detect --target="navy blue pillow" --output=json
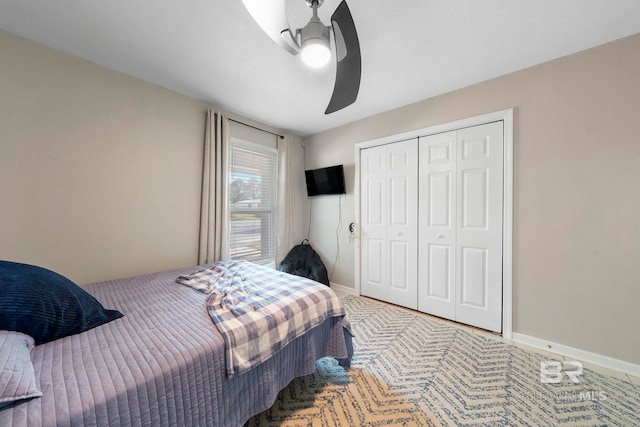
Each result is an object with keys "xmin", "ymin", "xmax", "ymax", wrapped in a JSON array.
[{"xmin": 0, "ymin": 261, "xmax": 123, "ymax": 345}]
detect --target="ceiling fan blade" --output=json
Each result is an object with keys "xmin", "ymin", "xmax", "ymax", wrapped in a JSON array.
[
  {"xmin": 241, "ymin": 0, "xmax": 299, "ymax": 55},
  {"xmin": 325, "ymin": 0, "xmax": 361, "ymax": 114}
]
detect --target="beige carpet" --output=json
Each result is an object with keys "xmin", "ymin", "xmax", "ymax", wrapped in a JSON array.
[{"xmin": 246, "ymin": 295, "xmax": 640, "ymax": 426}]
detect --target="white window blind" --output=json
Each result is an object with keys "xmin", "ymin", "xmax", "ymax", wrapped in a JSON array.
[{"xmin": 228, "ymin": 142, "xmax": 277, "ymax": 266}]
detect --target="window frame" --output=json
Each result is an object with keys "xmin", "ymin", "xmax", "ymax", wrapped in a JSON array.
[{"xmin": 226, "ymin": 138, "xmax": 278, "ymax": 267}]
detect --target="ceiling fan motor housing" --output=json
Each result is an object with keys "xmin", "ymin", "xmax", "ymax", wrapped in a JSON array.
[{"xmin": 300, "ymin": 16, "xmax": 329, "ymax": 48}]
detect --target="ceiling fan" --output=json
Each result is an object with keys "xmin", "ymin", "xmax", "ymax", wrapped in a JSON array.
[{"xmin": 241, "ymin": 0, "xmax": 361, "ymax": 114}]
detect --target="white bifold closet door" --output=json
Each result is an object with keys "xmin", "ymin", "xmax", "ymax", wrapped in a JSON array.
[
  {"xmin": 418, "ymin": 122, "xmax": 504, "ymax": 332},
  {"xmin": 360, "ymin": 139, "xmax": 418, "ymax": 310}
]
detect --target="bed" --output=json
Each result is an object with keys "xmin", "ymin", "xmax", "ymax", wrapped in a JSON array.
[{"xmin": 0, "ymin": 260, "xmax": 353, "ymax": 427}]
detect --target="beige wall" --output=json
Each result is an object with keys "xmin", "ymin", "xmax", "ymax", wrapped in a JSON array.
[
  {"xmin": 0, "ymin": 31, "xmax": 207, "ymax": 284},
  {"xmin": 304, "ymin": 33, "xmax": 640, "ymax": 365}
]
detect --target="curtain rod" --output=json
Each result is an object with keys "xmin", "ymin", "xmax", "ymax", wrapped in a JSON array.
[{"xmin": 229, "ymin": 118, "xmax": 284, "ymax": 139}]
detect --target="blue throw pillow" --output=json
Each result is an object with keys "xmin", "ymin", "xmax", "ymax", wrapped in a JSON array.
[{"xmin": 0, "ymin": 261, "xmax": 123, "ymax": 345}]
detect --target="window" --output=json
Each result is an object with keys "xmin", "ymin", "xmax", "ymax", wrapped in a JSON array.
[{"xmin": 228, "ymin": 141, "xmax": 277, "ymax": 267}]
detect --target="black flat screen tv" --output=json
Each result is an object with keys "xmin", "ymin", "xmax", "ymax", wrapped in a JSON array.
[{"xmin": 305, "ymin": 165, "xmax": 346, "ymax": 197}]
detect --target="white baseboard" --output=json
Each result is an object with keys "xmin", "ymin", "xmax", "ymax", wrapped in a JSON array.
[
  {"xmin": 512, "ymin": 333, "xmax": 640, "ymax": 377},
  {"xmin": 329, "ymin": 282, "xmax": 357, "ymax": 296}
]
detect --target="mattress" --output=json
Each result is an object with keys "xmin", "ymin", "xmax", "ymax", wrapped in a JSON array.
[{"xmin": 0, "ymin": 265, "xmax": 352, "ymax": 427}]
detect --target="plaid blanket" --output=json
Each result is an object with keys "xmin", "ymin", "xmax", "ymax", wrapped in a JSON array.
[{"xmin": 176, "ymin": 260, "xmax": 352, "ymax": 376}]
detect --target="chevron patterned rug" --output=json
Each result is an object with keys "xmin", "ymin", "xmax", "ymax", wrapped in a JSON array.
[{"xmin": 246, "ymin": 295, "xmax": 640, "ymax": 426}]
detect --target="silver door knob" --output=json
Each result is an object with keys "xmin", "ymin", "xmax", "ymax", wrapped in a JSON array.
[{"xmin": 437, "ymin": 234, "xmax": 445, "ymax": 239}]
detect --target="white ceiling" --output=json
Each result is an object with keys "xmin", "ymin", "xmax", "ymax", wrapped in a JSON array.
[{"xmin": 1, "ymin": 1, "xmax": 640, "ymax": 136}]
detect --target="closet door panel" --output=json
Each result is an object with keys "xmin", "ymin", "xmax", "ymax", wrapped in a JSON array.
[
  {"xmin": 389, "ymin": 240, "xmax": 409, "ymax": 290},
  {"xmin": 361, "ymin": 140, "xmax": 418, "ymax": 310},
  {"xmin": 386, "ymin": 139, "xmax": 418, "ymax": 309},
  {"xmin": 455, "ymin": 122, "xmax": 503, "ymax": 332},
  {"xmin": 366, "ymin": 238, "xmax": 384, "ymax": 286},
  {"xmin": 460, "ymin": 246, "xmax": 487, "ymax": 307},
  {"xmin": 360, "ymin": 145, "xmax": 388, "ymax": 301},
  {"xmin": 418, "ymin": 131, "xmax": 456, "ymax": 320},
  {"xmin": 461, "ymin": 168, "xmax": 488, "ymax": 229},
  {"xmin": 428, "ymin": 173, "xmax": 451, "ymax": 227},
  {"xmin": 426, "ymin": 244, "xmax": 451, "ymax": 299}
]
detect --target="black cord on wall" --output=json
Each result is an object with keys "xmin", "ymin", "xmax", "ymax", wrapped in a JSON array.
[
  {"xmin": 329, "ymin": 195, "xmax": 342, "ymax": 282},
  {"xmin": 307, "ymin": 198, "xmax": 313, "ymax": 240}
]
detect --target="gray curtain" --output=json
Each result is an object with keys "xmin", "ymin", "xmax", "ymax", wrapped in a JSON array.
[{"xmin": 198, "ymin": 109, "xmax": 229, "ymax": 265}]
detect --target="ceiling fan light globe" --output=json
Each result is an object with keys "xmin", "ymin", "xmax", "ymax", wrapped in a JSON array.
[
  {"xmin": 300, "ymin": 15, "xmax": 330, "ymax": 68},
  {"xmin": 301, "ymin": 41, "xmax": 331, "ymax": 68}
]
